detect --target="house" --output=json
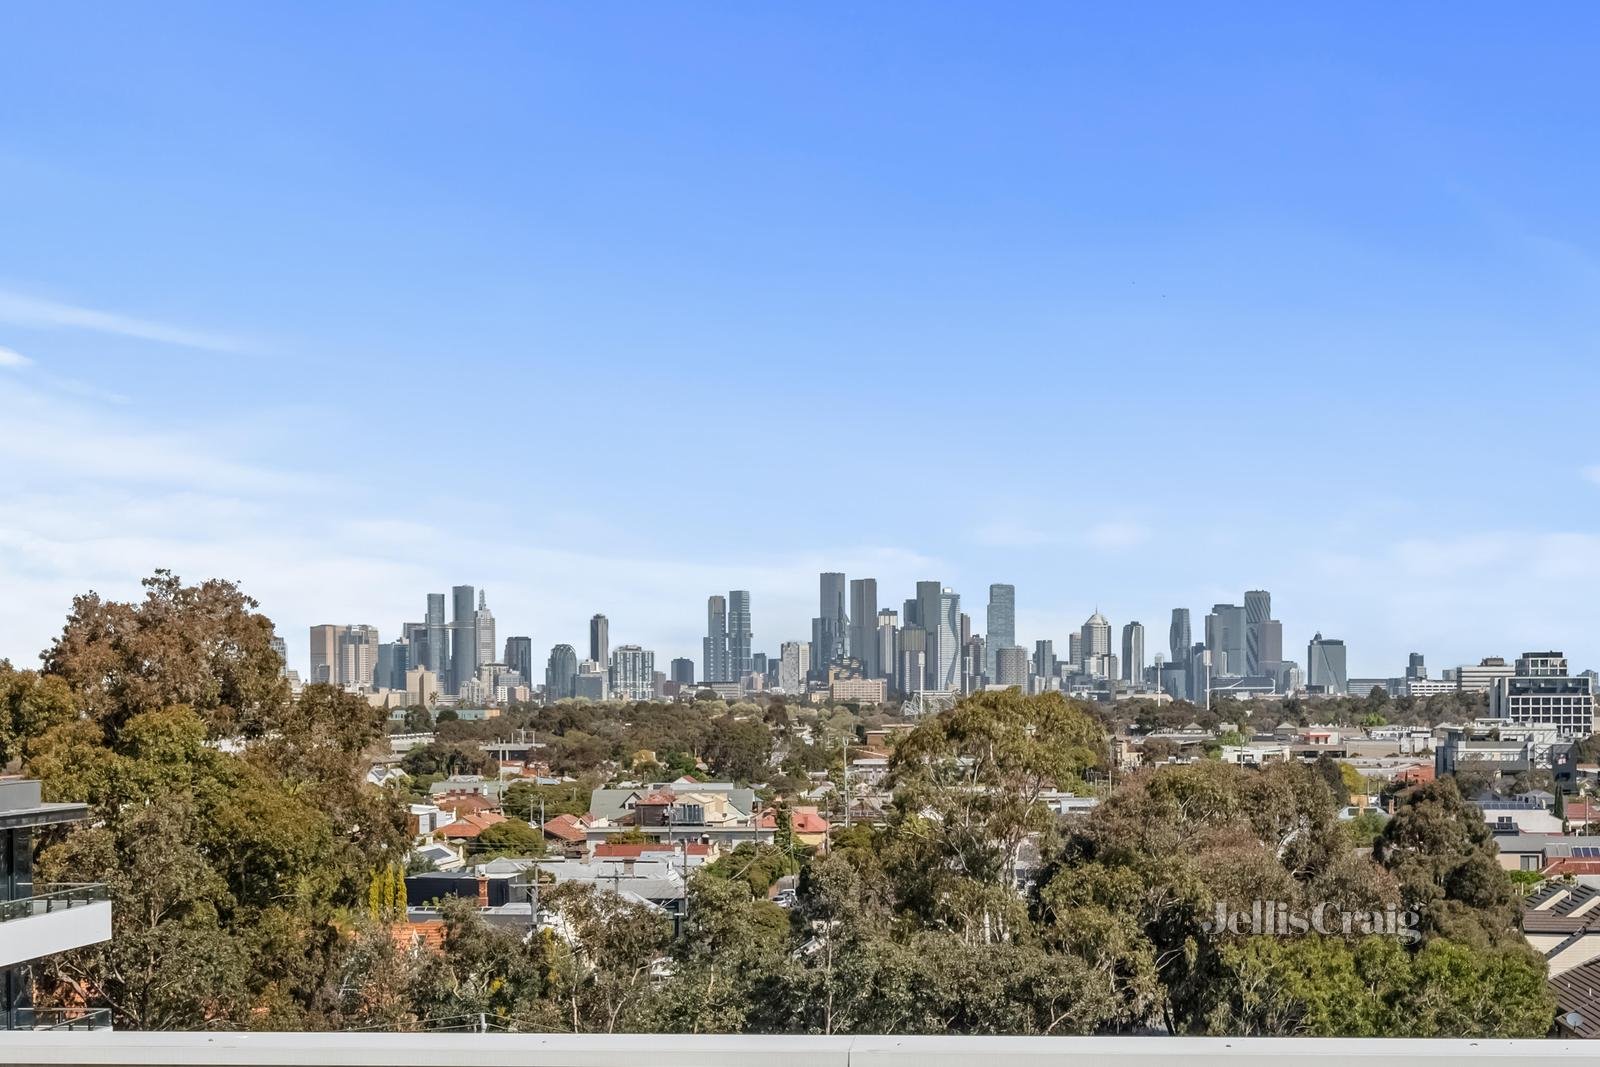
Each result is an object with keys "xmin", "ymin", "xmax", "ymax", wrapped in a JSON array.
[
  {"xmin": 435, "ymin": 793, "xmax": 498, "ymax": 818},
  {"xmin": 407, "ymin": 803, "xmax": 456, "ymax": 839},
  {"xmin": 1567, "ymin": 799, "xmax": 1600, "ymax": 831},
  {"xmin": 1551, "ymin": 956, "xmax": 1600, "ymax": 1037},
  {"xmin": 439, "ymin": 810, "xmax": 507, "ymax": 841},
  {"xmin": 539, "ymin": 813, "xmax": 591, "ymax": 852},
  {"xmin": 1474, "ymin": 796, "xmax": 1562, "ymax": 836},
  {"xmin": 428, "ymin": 775, "xmax": 509, "ymax": 802},
  {"xmin": 591, "ymin": 841, "xmax": 713, "ymax": 871},
  {"xmin": 586, "ymin": 782, "xmax": 773, "ymax": 848},
  {"xmin": 1524, "ymin": 882, "xmax": 1600, "ymax": 976},
  {"xmin": 756, "ymin": 805, "xmax": 830, "ymax": 848},
  {"xmin": 1494, "ymin": 834, "xmax": 1600, "ymax": 873}
]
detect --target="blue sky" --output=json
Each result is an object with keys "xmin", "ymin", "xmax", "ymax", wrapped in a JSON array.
[{"xmin": 3, "ymin": 3, "xmax": 1600, "ymax": 679}]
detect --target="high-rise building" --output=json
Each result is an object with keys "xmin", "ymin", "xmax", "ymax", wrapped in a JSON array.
[
  {"xmin": 876, "ymin": 610, "xmax": 898, "ymax": 687},
  {"xmin": 923, "ymin": 586, "xmax": 961, "ymax": 692},
  {"xmin": 728, "ymin": 590, "xmax": 753, "ymax": 679},
  {"xmin": 1169, "ymin": 608, "xmax": 1191, "ymax": 665},
  {"xmin": 503, "ymin": 636, "xmax": 533, "ymax": 691},
  {"xmin": 1205, "ymin": 604, "xmax": 1246, "ymax": 677},
  {"xmin": 1307, "ymin": 633, "xmax": 1348, "ymax": 695},
  {"xmin": 898, "ymin": 649, "xmax": 927, "ymax": 696},
  {"xmin": 1190, "ymin": 643, "xmax": 1212, "ymax": 705},
  {"xmin": 269, "ymin": 633, "xmax": 288, "ymax": 676},
  {"xmin": 545, "ymin": 644, "xmax": 578, "ymax": 701},
  {"xmin": 589, "ymin": 614, "xmax": 609, "ymax": 667},
  {"xmin": 1033, "ymin": 640, "xmax": 1056, "ymax": 680},
  {"xmin": 812, "ymin": 572, "xmax": 849, "ymax": 673},
  {"xmin": 339, "ymin": 624, "xmax": 380, "ymax": 689},
  {"xmin": 310, "ymin": 624, "xmax": 379, "ymax": 688},
  {"xmin": 376, "ymin": 639, "xmax": 409, "ymax": 690},
  {"xmin": 849, "ymin": 579, "xmax": 879, "ymax": 677},
  {"xmin": 995, "ymin": 645, "xmax": 1029, "ymax": 688},
  {"xmin": 308, "ymin": 625, "xmax": 338, "ymax": 685},
  {"xmin": 1406, "ymin": 653, "xmax": 1427, "ymax": 681},
  {"xmin": 986, "ymin": 584, "xmax": 1015, "ymax": 678},
  {"xmin": 474, "ymin": 591, "xmax": 496, "ymax": 674},
  {"xmin": 450, "ymin": 585, "xmax": 477, "ymax": 694},
  {"xmin": 609, "ymin": 645, "xmax": 655, "ymax": 702},
  {"xmin": 1491, "ymin": 652, "xmax": 1597, "ymax": 737},
  {"xmin": 1257, "ymin": 621, "xmax": 1284, "ymax": 673},
  {"xmin": 1121, "ymin": 621, "xmax": 1145, "ymax": 683},
  {"xmin": 1243, "ymin": 590, "xmax": 1271, "ymax": 676},
  {"xmin": 574, "ymin": 659, "xmax": 608, "ymax": 701},
  {"xmin": 1080, "ymin": 612, "xmax": 1111, "ymax": 678},
  {"xmin": 779, "ymin": 641, "xmax": 810, "ymax": 693},
  {"xmin": 704, "ymin": 595, "xmax": 732, "ymax": 683},
  {"xmin": 424, "ymin": 593, "xmax": 448, "ymax": 676},
  {"xmin": 670, "ymin": 657, "xmax": 696, "ymax": 685},
  {"xmin": 1068, "ymin": 632, "xmax": 1083, "ymax": 671}
]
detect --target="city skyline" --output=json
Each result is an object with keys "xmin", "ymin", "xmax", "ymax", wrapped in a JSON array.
[
  {"xmin": 259, "ymin": 570, "xmax": 1587, "ymax": 691},
  {"xmin": 5, "ymin": 7, "xmax": 1600, "ymax": 678}
]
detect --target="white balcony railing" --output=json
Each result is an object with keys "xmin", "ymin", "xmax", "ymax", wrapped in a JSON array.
[
  {"xmin": 0, "ymin": 884, "xmax": 113, "ymax": 969},
  {"xmin": 0, "ymin": 1033, "xmax": 1588, "ymax": 1066}
]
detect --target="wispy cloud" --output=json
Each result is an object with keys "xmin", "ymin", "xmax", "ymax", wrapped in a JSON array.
[
  {"xmin": 972, "ymin": 520, "xmax": 1053, "ymax": 548},
  {"xmin": 1583, "ymin": 465, "xmax": 1600, "ymax": 486},
  {"xmin": 1083, "ymin": 520, "xmax": 1151, "ymax": 551},
  {"xmin": 0, "ymin": 290, "xmax": 249, "ymax": 353},
  {"xmin": 0, "ymin": 345, "xmax": 31, "ymax": 368}
]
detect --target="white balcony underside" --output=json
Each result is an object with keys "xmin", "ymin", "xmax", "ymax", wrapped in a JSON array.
[
  {"xmin": 0, "ymin": 1034, "xmax": 1588, "ymax": 1066},
  {"xmin": 0, "ymin": 900, "xmax": 112, "ymax": 969}
]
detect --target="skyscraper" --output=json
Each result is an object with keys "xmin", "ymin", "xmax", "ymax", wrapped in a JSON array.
[
  {"xmin": 728, "ymin": 590, "xmax": 753, "ymax": 679},
  {"xmin": 1080, "ymin": 612, "xmax": 1111, "ymax": 678},
  {"xmin": 704, "ymin": 595, "xmax": 731, "ymax": 683},
  {"xmin": 474, "ymin": 591, "xmax": 496, "ymax": 674},
  {"xmin": 1244, "ymin": 590, "xmax": 1271, "ymax": 676},
  {"xmin": 813, "ymin": 572, "xmax": 848, "ymax": 672},
  {"xmin": 376, "ymin": 639, "xmax": 409, "ymax": 691},
  {"xmin": 424, "ymin": 593, "xmax": 448, "ymax": 676},
  {"xmin": 779, "ymin": 641, "xmax": 810, "ymax": 693},
  {"xmin": 338, "ymin": 624, "xmax": 380, "ymax": 689},
  {"xmin": 503, "ymin": 636, "xmax": 534, "ymax": 690},
  {"xmin": 1121, "ymin": 621, "xmax": 1145, "ymax": 683},
  {"xmin": 927, "ymin": 587, "xmax": 961, "ymax": 692},
  {"xmin": 1068, "ymin": 632, "xmax": 1082, "ymax": 671},
  {"xmin": 609, "ymin": 645, "xmax": 655, "ymax": 702},
  {"xmin": 1169, "ymin": 608, "xmax": 1191, "ymax": 665},
  {"xmin": 1033, "ymin": 640, "xmax": 1056, "ymax": 680},
  {"xmin": 1205, "ymin": 603, "xmax": 1245, "ymax": 677},
  {"xmin": 876, "ymin": 610, "xmax": 898, "ymax": 688},
  {"xmin": 310, "ymin": 624, "xmax": 379, "ymax": 688},
  {"xmin": 848, "ymin": 579, "xmax": 879, "ymax": 677},
  {"xmin": 450, "ymin": 585, "xmax": 477, "ymax": 694},
  {"xmin": 1406, "ymin": 652, "xmax": 1427, "ymax": 681},
  {"xmin": 670, "ymin": 657, "xmax": 696, "ymax": 685},
  {"xmin": 1307, "ymin": 633, "xmax": 1348, "ymax": 695},
  {"xmin": 308, "ymin": 624, "xmax": 338, "ymax": 684},
  {"xmin": 995, "ymin": 645, "xmax": 1029, "ymax": 688},
  {"xmin": 986, "ymin": 584, "xmax": 1015, "ymax": 678},
  {"xmin": 589, "ymin": 614, "xmax": 609, "ymax": 667},
  {"xmin": 545, "ymin": 644, "xmax": 578, "ymax": 701}
]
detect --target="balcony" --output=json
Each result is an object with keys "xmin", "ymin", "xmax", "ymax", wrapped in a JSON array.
[{"xmin": 0, "ymin": 884, "xmax": 113, "ymax": 969}]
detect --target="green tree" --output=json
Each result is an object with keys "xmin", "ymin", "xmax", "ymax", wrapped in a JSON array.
[
  {"xmin": 1374, "ymin": 778, "xmax": 1520, "ymax": 947},
  {"xmin": 474, "ymin": 819, "xmax": 547, "ymax": 858}
]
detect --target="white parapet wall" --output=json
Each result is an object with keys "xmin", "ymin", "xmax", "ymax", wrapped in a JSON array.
[{"xmin": 0, "ymin": 1034, "xmax": 1590, "ymax": 1066}]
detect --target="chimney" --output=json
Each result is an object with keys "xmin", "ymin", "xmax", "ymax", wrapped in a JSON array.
[{"xmin": 476, "ymin": 876, "xmax": 490, "ymax": 908}]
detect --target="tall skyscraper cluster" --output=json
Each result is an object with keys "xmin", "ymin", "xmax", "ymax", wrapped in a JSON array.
[{"xmin": 306, "ymin": 571, "xmax": 1376, "ymax": 710}]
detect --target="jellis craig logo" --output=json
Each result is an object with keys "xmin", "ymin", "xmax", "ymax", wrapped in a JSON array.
[{"xmin": 1202, "ymin": 900, "xmax": 1422, "ymax": 944}]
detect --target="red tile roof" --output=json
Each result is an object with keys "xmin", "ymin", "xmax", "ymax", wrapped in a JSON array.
[
  {"xmin": 440, "ymin": 811, "xmax": 506, "ymax": 839},
  {"xmin": 540, "ymin": 813, "xmax": 589, "ymax": 843}
]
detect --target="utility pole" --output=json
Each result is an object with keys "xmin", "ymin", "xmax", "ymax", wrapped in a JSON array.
[{"xmin": 841, "ymin": 735, "xmax": 850, "ymax": 829}]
